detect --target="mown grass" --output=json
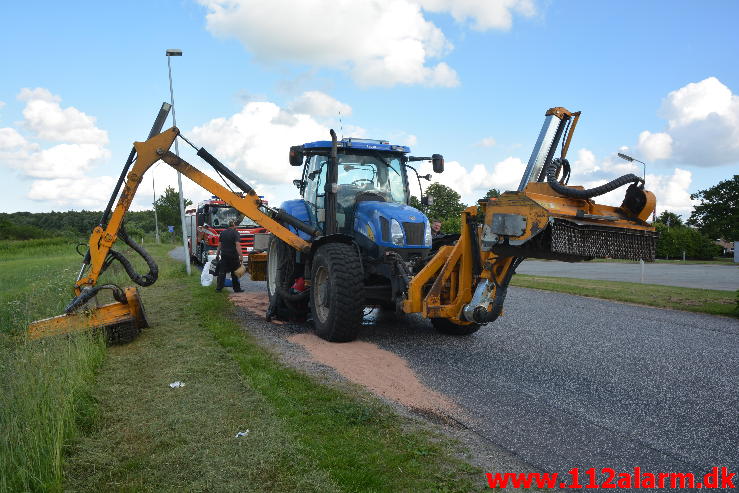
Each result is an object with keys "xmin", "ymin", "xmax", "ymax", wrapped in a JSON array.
[
  {"xmin": 189, "ymin": 282, "xmax": 480, "ymax": 492},
  {"xmin": 0, "ymin": 240, "xmax": 174, "ymax": 493},
  {"xmin": 63, "ymin": 250, "xmax": 480, "ymax": 492},
  {"xmin": 590, "ymin": 257, "xmax": 737, "ymax": 265},
  {"xmin": 511, "ymin": 274, "xmax": 738, "ymax": 317}
]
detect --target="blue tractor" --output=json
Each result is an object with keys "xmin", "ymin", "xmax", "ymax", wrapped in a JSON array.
[{"xmin": 266, "ymin": 130, "xmax": 445, "ymax": 341}]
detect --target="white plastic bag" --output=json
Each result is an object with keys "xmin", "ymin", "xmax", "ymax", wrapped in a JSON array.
[{"xmin": 201, "ymin": 260, "xmax": 214, "ymax": 286}]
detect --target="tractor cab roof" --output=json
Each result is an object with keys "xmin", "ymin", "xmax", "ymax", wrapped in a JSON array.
[{"xmin": 302, "ymin": 137, "xmax": 410, "ymax": 154}]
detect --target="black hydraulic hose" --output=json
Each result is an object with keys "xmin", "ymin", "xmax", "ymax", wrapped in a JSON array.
[
  {"xmin": 546, "ymin": 158, "xmax": 643, "ymax": 199},
  {"xmin": 108, "ymin": 227, "xmax": 158, "ymax": 287},
  {"xmin": 65, "ymin": 284, "xmax": 127, "ymax": 314}
]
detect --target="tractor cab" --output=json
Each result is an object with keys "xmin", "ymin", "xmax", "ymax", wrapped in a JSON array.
[{"xmin": 283, "ymin": 137, "xmax": 442, "ymax": 255}]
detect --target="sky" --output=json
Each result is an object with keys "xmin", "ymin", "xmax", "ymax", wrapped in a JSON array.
[{"xmin": 1, "ymin": 0, "xmax": 738, "ymax": 219}]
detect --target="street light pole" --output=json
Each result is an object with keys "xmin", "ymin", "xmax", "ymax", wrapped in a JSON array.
[
  {"xmin": 153, "ymin": 177, "xmax": 161, "ymax": 244},
  {"xmin": 166, "ymin": 48, "xmax": 191, "ymax": 275}
]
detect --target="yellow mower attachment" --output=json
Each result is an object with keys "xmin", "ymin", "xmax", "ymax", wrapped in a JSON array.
[{"xmin": 28, "ymin": 287, "xmax": 148, "ymax": 344}]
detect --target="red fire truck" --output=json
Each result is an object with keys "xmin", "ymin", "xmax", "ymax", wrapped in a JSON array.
[{"xmin": 186, "ymin": 196, "xmax": 268, "ymax": 265}]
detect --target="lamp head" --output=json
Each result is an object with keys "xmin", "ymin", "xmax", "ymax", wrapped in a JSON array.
[{"xmin": 166, "ymin": 49, "xmax": 183, "ymax": 56}]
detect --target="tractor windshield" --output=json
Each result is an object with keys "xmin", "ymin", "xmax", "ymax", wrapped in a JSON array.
[
  {"xmin": 335, "ymin": 154, "xmax": 406, "ymax": 205},
  {"xmin": 209, "ymin": 206, "xmax": 258, "ymax": 228}
]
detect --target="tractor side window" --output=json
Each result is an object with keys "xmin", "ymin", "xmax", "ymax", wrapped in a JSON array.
[{"xmin": 303, "ymin": 155, "xmax": 327, "ymax": 226}]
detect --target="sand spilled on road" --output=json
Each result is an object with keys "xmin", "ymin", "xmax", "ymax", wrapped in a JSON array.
[
  {"xmin": 288, "ymin": 333, "xmax": 459, "ymax": 414},
  {"xmin": 230, "ymin": 291, "xmax": 457, "ymax": 414}
]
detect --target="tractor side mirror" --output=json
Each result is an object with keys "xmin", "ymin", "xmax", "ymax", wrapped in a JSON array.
[
  {"xmin": 432, "ymin": 154, "xmax": 444, "ymax": 173},
  {"xmin": 289, "ymin": 146, "xmax": 304, "ymax": 166},
  {"xmin": 421, "ymin": 196, "xmax": 434, "ymax": 206}
]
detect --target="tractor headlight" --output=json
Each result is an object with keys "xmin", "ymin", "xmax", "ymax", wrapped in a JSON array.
[
  {"xmin": 424, "ymin": 221, "xmax": 432, "ymax": 247},
  {"xmin": 390, "ymin": 219, "xmax": 404, "ymax": 246}
]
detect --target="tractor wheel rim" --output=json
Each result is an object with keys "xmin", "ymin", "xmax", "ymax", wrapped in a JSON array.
[{"xmin": 313, "ymin": 265, "xmax": 329, "ymax": 323}]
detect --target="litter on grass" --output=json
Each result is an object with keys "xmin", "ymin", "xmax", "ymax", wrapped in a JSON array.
[
  {"xmin": 169, "ymin": 381, "xmax": 186, "ymax": 388},
  {"xmin": 234, "ymin": 430, "xmax": 250, "ymax": 438}
]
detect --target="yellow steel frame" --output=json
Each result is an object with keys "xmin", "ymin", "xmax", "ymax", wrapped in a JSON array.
[
  {"xmin": 28, "ymin": 287, "xmax": 146, "ymax": 340},
  {"xmin": 75, "ymin": 127, "xmax": 310, "ymax": 294},
  {"xmin": 402, "ymin": 205, "xmax": 518, "ymax": 325}
]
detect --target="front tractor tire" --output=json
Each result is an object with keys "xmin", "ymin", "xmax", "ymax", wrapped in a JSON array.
[
  {"xmin": 310, "ymin": 242, "xmax": 364, "ymax": 342},
  {"xmin": 431, "ymin": 318, "xmax": 481, "ymax": 336}
]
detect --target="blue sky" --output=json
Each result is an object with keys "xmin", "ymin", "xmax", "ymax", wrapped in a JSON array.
[{"xmin": 1, "ymin": 0, "xmax": 738, "ymax": 218}]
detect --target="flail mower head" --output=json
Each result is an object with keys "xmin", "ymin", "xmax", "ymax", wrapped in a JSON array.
[{"xmin": 28, "ymin": 286, "xmax": 148, "ymax": 345}]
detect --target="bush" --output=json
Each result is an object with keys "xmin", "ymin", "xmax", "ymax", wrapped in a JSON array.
[
  {"xmin": 654, "ymin": 223, "xmax": 721, "ymax": 260},
  {"xmin": 0, "ymin": 219, "xmax": 51, "ymax": 241}
]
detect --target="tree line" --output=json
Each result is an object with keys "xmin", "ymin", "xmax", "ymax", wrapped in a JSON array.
[{"xmin": 0, "ymin": 186, "xmax": 189, "ymax": 241}]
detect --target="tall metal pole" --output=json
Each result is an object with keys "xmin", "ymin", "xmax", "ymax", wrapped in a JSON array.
[
  {"xmin": 153, "ymin": 177, "xmax": 161, "ymax": 244},
  {"xmin": 167, "ymin": 49, "xmax": 191, "ymax": 275}
]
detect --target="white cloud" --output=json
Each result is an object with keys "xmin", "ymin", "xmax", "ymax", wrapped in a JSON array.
[
  {"xmin": 637, "ymin": 130, "xmax": 673, "ymax": 161},
  {"xmin": 0, "ymin": 127, "xmax": 29, "ymax": 149},
  {"xmin": 27, "ymin": 176, "xmax": 117, "ymax": 208},
  {"xmin": 201, "ymin": 0, "xmax": 513, "ymax": 87},
  {"xmin": 636, "ymin": 77, "xmax": 739, "ymax": 166},
  {"xmin": 418, "ymin": 0, "xmax": 536, "ymax": 30},
  {"xmin": 0, "ymin": 88, "xmax": 113, "ymax": 209},
  {"xmin": 572, "ymin": 148, "xmax": 598, "ymax": 174},
  {"xmin": 565, "ymin": 147, "xmax": 694, "ymax": 216},
  {"xmin": 23, "ymin": 143, "xmax": 110, "ymax": 179},
  {"xmin": 418, "ymin": 156, "xmax": 525, "ymax": 203},
  {"xmin": 18, "ymin": 87, "xmax": 108, "ymax": 144},
  {"xmin": 190, "ymin": 100, "xmax": 335, "ymax": 187},
  {"xmin": 289, "ymin": 91, "xmax": 352, "ymax": 118},
  {"xmin": 476, "ymin": 136, "xmax": 496, "ymax": 147}
]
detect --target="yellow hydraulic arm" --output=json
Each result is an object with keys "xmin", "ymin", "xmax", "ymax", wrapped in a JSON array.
[
  {"xmin": 402, "ymin": 107, "xmax": 657, "ymax": 328},
  {"xmin": 29, "ymin": 126, "xmax": 313, "ymax": 341}
]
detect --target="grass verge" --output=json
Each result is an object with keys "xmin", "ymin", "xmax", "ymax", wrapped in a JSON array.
[
  {"xmin": 511, "ymin": 274, "xmax": 737, "ymax": 317},
  {"xmin": 63, "ymin": 249, "xmax": 480, "ymax": 492},
  {"xmin": 0, "ymin": 241, "xmax": 169, "ymax": 493}
]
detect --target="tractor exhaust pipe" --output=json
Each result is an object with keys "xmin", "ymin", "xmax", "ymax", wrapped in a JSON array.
[{"xmin": 324, "ymin": 129, "xmax": 339, "ymax": 235}]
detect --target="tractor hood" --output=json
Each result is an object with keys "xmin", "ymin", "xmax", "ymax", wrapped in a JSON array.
[{"xmin": 354, "ymin": 201, "xmax": 430, "ymax": 249}]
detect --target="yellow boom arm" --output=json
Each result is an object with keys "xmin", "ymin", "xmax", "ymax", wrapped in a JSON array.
[{"xmin": 75, "ymin": 127, "xmax": 310, "ymax": 295}]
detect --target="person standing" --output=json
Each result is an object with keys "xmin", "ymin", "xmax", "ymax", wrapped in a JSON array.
[{"xmin": 215, "ymin": 220, "xmax": 244, "ymax": 292}]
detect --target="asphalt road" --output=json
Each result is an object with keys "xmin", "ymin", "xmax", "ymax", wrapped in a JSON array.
[
  {"xmin": 241, "ymin": 283, "xmax": 738, "ymax": 484},
  {"xmin": 517, "ymin": 260, "xmax": 739, "ymax": 291},
  {"xmin": 177, "ymin": 248, "xmax": 738, "ymax": 482}
]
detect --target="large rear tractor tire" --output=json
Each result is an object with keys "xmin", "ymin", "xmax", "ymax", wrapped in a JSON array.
[
  {"xmin": 431, "ymin": 318, "xmax": 481, "ymax": 336},
  {"xmin": 310, "ymin": 242, "xmax": 364, "ymax": 342},
  {"xmin": 267, "ymin": 237, "xmax": 308, "ymax": 321}
]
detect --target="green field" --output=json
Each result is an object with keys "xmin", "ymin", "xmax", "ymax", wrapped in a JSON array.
[{"xmin": 0, "ymin": 240, "xmax": 480, "ymax": 492}]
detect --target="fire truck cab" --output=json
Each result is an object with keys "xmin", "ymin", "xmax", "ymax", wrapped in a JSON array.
[{"xmin": 186, "ymin": 196, "xmax": 268, "ymax": 265}]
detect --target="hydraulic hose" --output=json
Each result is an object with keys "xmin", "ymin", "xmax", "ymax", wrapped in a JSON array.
[
  {"xmin": 65, "ymin": 284, "xmax": 127, "ymax": 314},
  {"xmin": 546, "ymin": 158, "xmax": 643, "ymax": 199},
  {"xmin": 108, "ymin": 227, "xmax": 159, "ymax": 287}
]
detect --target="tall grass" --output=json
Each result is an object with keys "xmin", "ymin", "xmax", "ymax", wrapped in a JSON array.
[
  {"xmin": 0, "ymin": 240, "xmax": 172, "ymax": 492},
  {"xmin": 0, "ymin": 335, "xmax": 104, "ymax": 492}
]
